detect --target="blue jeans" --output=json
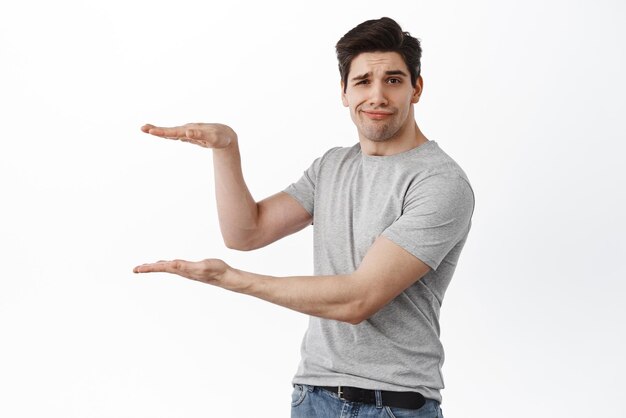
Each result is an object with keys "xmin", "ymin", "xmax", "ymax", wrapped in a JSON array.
[{"xmin": 291, "ymin": 384, "xmax": 444, "ymax": 418}]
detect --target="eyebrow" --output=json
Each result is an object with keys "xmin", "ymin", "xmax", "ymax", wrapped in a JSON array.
[{"xmin": 350, "ymin": 70, "xmax": 409, "ymax": 81}]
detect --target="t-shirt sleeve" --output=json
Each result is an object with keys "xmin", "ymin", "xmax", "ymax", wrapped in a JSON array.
[
  {"xmin": 282, "ymin": 156, "xmax": 322, "ymax": 217},
  {"xmin": 282, "ymin": 147, "xmax": 342, "ymax": 219},
  {"xmin": 382, "ymin": 173, "xmax": 475, "ymax": 270}
]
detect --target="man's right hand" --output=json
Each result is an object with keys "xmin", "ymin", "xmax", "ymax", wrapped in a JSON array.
[
  {"xmin": 139, "ymin": 120, "xmax": 312, "ymax": 251},
  {"xmin": 141, "ymin": 123, "xmax": 236, "ymax": 149}
]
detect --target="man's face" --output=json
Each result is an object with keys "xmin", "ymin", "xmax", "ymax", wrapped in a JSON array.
[{"xmin": 341, "ymin": 51, "xmax": 422, "ymax": 143}]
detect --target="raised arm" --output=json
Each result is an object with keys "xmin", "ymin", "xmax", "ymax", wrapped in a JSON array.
[{"xmin": 141, "ymin": 123, "xmax": 312, "ymax": 250}]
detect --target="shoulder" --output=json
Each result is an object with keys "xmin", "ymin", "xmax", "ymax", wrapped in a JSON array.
[
  {"xmin": 419, "ymin": 141, "xmax": 468, "ymax": 174},
  {"xmin": 406, "ymin": 142, "xmax": 472, "ymax": 189},
  {"xmin": 402, "ymin": 142, "xmax": 475, "ymax": 209},
  {"xmin": 321, "ymin": 143, "xmax": 360, "ymax": 161},
  {"xmin": 313, "ymin": 143, "xmax": 361, "ymax": 170}
]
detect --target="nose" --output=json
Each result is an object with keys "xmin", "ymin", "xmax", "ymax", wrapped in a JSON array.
[{"xmin": 368, "ymin": 81, "xmax": 388, "ymax": 107}]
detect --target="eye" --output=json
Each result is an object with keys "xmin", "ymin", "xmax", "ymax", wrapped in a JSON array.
[
  {"xmin": 387, "ymin": 78, "xmax": 401, "ymax": 84},
  {"xmin": 355, "ymin": 79, "xmax": 370, "ymax": 86}
]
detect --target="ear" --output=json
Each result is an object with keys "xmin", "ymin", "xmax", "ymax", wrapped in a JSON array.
[
  {"xmin": 411, "ymin": 76, "xmax": 423, "ymax": 104},
  {"xmin": 341, "ymin": 81, "xmax": 349, "ymax": 107}
]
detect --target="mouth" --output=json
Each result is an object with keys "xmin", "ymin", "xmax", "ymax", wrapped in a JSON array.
[{"xmin": 361, "ymin": 110, "xmax": 394, "ymax": 120}]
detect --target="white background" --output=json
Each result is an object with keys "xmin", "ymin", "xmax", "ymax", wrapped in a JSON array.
[{"xmin": 1, "ymin": 1, "xmax": 625, "ymax": 417}]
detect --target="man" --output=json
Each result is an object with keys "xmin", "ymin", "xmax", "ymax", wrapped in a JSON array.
[{"xmin": 134, "ymin": 17, "xmax": 474, "ymax": 418}]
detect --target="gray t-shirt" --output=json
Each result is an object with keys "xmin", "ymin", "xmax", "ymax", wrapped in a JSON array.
[{"xmin": 283, "ymin": 140, "xmax": 474, "ymax": 403}]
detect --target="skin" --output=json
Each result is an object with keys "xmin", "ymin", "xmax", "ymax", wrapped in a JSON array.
[
  {"xmin": 341, "ymin": 51, "xmax": 429, "ymax": 156},
  {"xmin": 134, "ymin": 51, "xmax": 431, "ymax": 325}
]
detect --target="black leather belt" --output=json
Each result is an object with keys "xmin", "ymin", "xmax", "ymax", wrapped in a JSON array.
[{"xmin": 320, "ymin": 386, "xmax": 426, "ymax": 410}]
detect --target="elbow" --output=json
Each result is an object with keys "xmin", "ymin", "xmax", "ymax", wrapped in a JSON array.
[
  {"xmin": 345, "ymin": 316, "xmax": 366, "ymax": 326},
  {"xmin": 342, "ymin": 312, "xmax": 369, "ymax": 326},
  {"xmin": 222, "ymin": 231, "xmax": 261, "ymax": 251},
  {"xmin": 337, "ymin": 300, "xmax": 373, "ymax": 325},
  {"xmin": 223, "ymin": 239, "xmax": 257, "ymax": 251}
]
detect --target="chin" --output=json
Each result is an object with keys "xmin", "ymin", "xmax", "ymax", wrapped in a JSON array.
[
  {"xmin": 365, "ymin": 136, "xmax": 393, "ymax": 143},
  {"xmin": 360, "ymin": 127, "xmax": 397, "ymax": 142}
]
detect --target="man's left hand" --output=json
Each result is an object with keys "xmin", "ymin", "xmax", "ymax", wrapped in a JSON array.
[{"xmin": 133, "ymin": 258, "xmax": 236, "ymax": 288}]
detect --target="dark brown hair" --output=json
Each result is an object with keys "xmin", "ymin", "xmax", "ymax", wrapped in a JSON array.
[{"xmin": 336, "ymin": 17, "xmax": 422, "ymax": 92}]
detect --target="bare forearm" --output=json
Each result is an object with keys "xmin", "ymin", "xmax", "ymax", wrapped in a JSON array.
[
  {"xmin": 212, "ymin": 139, "xmax": 259, "ymax": 249},
  {"xmin": 225, "ymin": 268, "xmax": 366, "ymax": 324}
]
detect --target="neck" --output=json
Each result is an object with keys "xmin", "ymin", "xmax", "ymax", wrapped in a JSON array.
[{"xmin": 359, "ymin": 121, "xmax": 429, "ymax": 156}]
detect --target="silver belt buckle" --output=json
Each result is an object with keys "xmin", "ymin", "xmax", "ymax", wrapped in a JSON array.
[{"xmin": 338, "ymin": 386, "xmax": 345, "ymax": 401}]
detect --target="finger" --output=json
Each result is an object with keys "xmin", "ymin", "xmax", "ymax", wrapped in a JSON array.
[
  {"xmin": 133, "ymin": 259, "xmax": 191, "ymax": 275},
  {"xmin": 140, "ymin": 124, "xmax": 155, "ymax": 133},
  {"xmin": 133, "ymin": 261, "xmax": 173, "ymax": 274},
  {"xmin": 144, "ymin": 125, "xmax": 189, "ymax": 140}
]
